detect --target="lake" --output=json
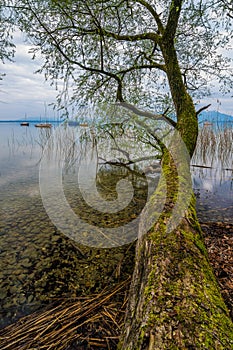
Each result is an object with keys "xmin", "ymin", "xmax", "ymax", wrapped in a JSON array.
[{"xmin": 0, "ymin": 121, "xmax": 232, "ymax": 328}]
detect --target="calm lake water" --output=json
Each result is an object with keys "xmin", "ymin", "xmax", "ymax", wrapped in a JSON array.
[{"xmin": 0, "ymin": 121, "xmax": 232, "ymax": 328}]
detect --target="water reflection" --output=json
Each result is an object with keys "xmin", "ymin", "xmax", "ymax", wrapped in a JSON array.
[
  {"xmin": 0, "ymin": 123, "xmax": 50, "ymax": 187},
  {"xmin": 192, "ymin": 124, "xmax": 233, "ymax": 222}
]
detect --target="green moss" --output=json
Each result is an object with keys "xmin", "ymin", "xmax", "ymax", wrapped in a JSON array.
[
  {"xmin": 133, "ymin": 211, "xmax": 233, "ymax": 348},
  {"xmin": 121, "ymin": 135, "xmax": 233, "ymax": 349}
]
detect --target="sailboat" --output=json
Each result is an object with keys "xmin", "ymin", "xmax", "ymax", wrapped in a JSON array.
[
  {"xmin": 35, "ymin": 103, "xmax": 52, "ymax": 128},
  {"xmin": 20, "ymin": 113, "xmax": 29, "ymax": 126},
  {"xmin": 35, "ymin": 123, "xmax": 52, "ymax": 128}
]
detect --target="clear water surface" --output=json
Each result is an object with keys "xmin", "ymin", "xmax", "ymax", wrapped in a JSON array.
[{"xmin": 0, "ymin": 121, "xmax": 232, "ymax": 328}]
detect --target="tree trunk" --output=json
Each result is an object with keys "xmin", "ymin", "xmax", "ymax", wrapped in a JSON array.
[
  {"xmin": 119, "ymin": 170, "xmax": 233, "ymax": 349},
  {"xmin": 119, "ymin": 129, "xmax": 233, "ymax": 349}
]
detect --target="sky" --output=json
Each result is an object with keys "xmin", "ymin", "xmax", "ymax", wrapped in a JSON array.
[
  {"xmin": 0, "ymin": 32, "xmax": 59, "ymax": 121},
  {"xmin": 0, "ymin": 31, "xmax": 232, "ymax": 121}
]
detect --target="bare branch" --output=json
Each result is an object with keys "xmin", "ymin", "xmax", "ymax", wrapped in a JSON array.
[
  {"xmin": 79, "ymin": 27, "xmax": 160, "ymax": 43},
  {"xmin": 196, "ymin": 104, "xmax": 211, "ymax": 116},
  {"xmin": 120, "ymin": 63, "xmax": 166, "ymax": 75},
  {"xmin": 119, "ymin": 102, "xmax": 176, "ymax": 127}
]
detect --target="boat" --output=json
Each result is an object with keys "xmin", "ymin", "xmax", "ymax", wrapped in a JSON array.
[
  {"xmin": 35, "ymin": 123, "xmax": 52, "ymax": 128},
  {"xmin": 203, "ymin": 121, "xmax": 213, "ymax": 126},
  {"xmin": 20, "ymin": 113, "xmax": 29, "ymax": 126},
  {"xmin": 79, "ymin": 123, "xmax": 89, "ymax": 127},
  {"xmin": 35, "ymin": 103, "xmax": 52, "ymax": 128}
]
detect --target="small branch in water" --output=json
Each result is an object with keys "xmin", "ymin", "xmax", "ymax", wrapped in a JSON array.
[
  {"xmin": 191, "ymin": 164, "xmax": 213, "ymax": 169},
  {"xmin": 192, "ymin": 164, "xmax": 233, "ymax": 171}
]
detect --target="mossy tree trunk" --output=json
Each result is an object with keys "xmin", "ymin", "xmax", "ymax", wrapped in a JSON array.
[
  {"xmin": 119, "ymin": 2, "xmax": 233, "ymax": 349},
  {"xmin": 119, "ymin": 163, "xmax": 233, "ymax": 349}
]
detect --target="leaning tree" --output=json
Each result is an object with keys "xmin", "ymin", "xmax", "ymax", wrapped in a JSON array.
[{"xmin": 4, "ymin": 0, "xmax": 233, "ymax": 348}]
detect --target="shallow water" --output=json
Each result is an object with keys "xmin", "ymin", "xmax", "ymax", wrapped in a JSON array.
[
  {"xmin": 0, "ymin": 122, "xmax": 232, "ymax": 328},
  {"xmin": 0, "ymin": 123, "xmax": 55, "ymax": 326},
  {"xmin": 0, "ymin": 122, "xmax": 146, "ymax": 327}
]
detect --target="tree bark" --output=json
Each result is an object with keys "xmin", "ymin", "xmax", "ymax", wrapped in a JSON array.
[{"xmin": 119, "ymin": 159, "xmax": 233, "ymax": 349}]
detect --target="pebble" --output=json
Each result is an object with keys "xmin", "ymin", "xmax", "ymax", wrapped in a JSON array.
[
  {"xmin": 27, "ymin": 295, "xmax": 34, "ymax": 303},
  {"xmin": 18, "ymin": 294, "xmax": 26, "ymax": 304}
]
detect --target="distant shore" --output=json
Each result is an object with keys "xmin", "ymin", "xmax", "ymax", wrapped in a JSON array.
[{"xmin": 0, "ymin": 119, "xmax": 64, "ymax": 123}]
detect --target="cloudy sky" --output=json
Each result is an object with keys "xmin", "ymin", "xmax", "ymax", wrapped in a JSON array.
[
  {"xmin": 0, "ymin": 32, "xmax": 59, "ymax": 121},
  {"xmin": 0, "ymin": 31, "xmax": 232, "ymax": 121}
]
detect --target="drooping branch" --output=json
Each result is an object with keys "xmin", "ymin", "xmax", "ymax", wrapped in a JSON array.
[
  {"xmin": 18, "ymin": 4, "xmax": 124, "ymax": 101},
  {"xmin": 8, "ymin": 2, "xmax": 165, "ymax": 105}
]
